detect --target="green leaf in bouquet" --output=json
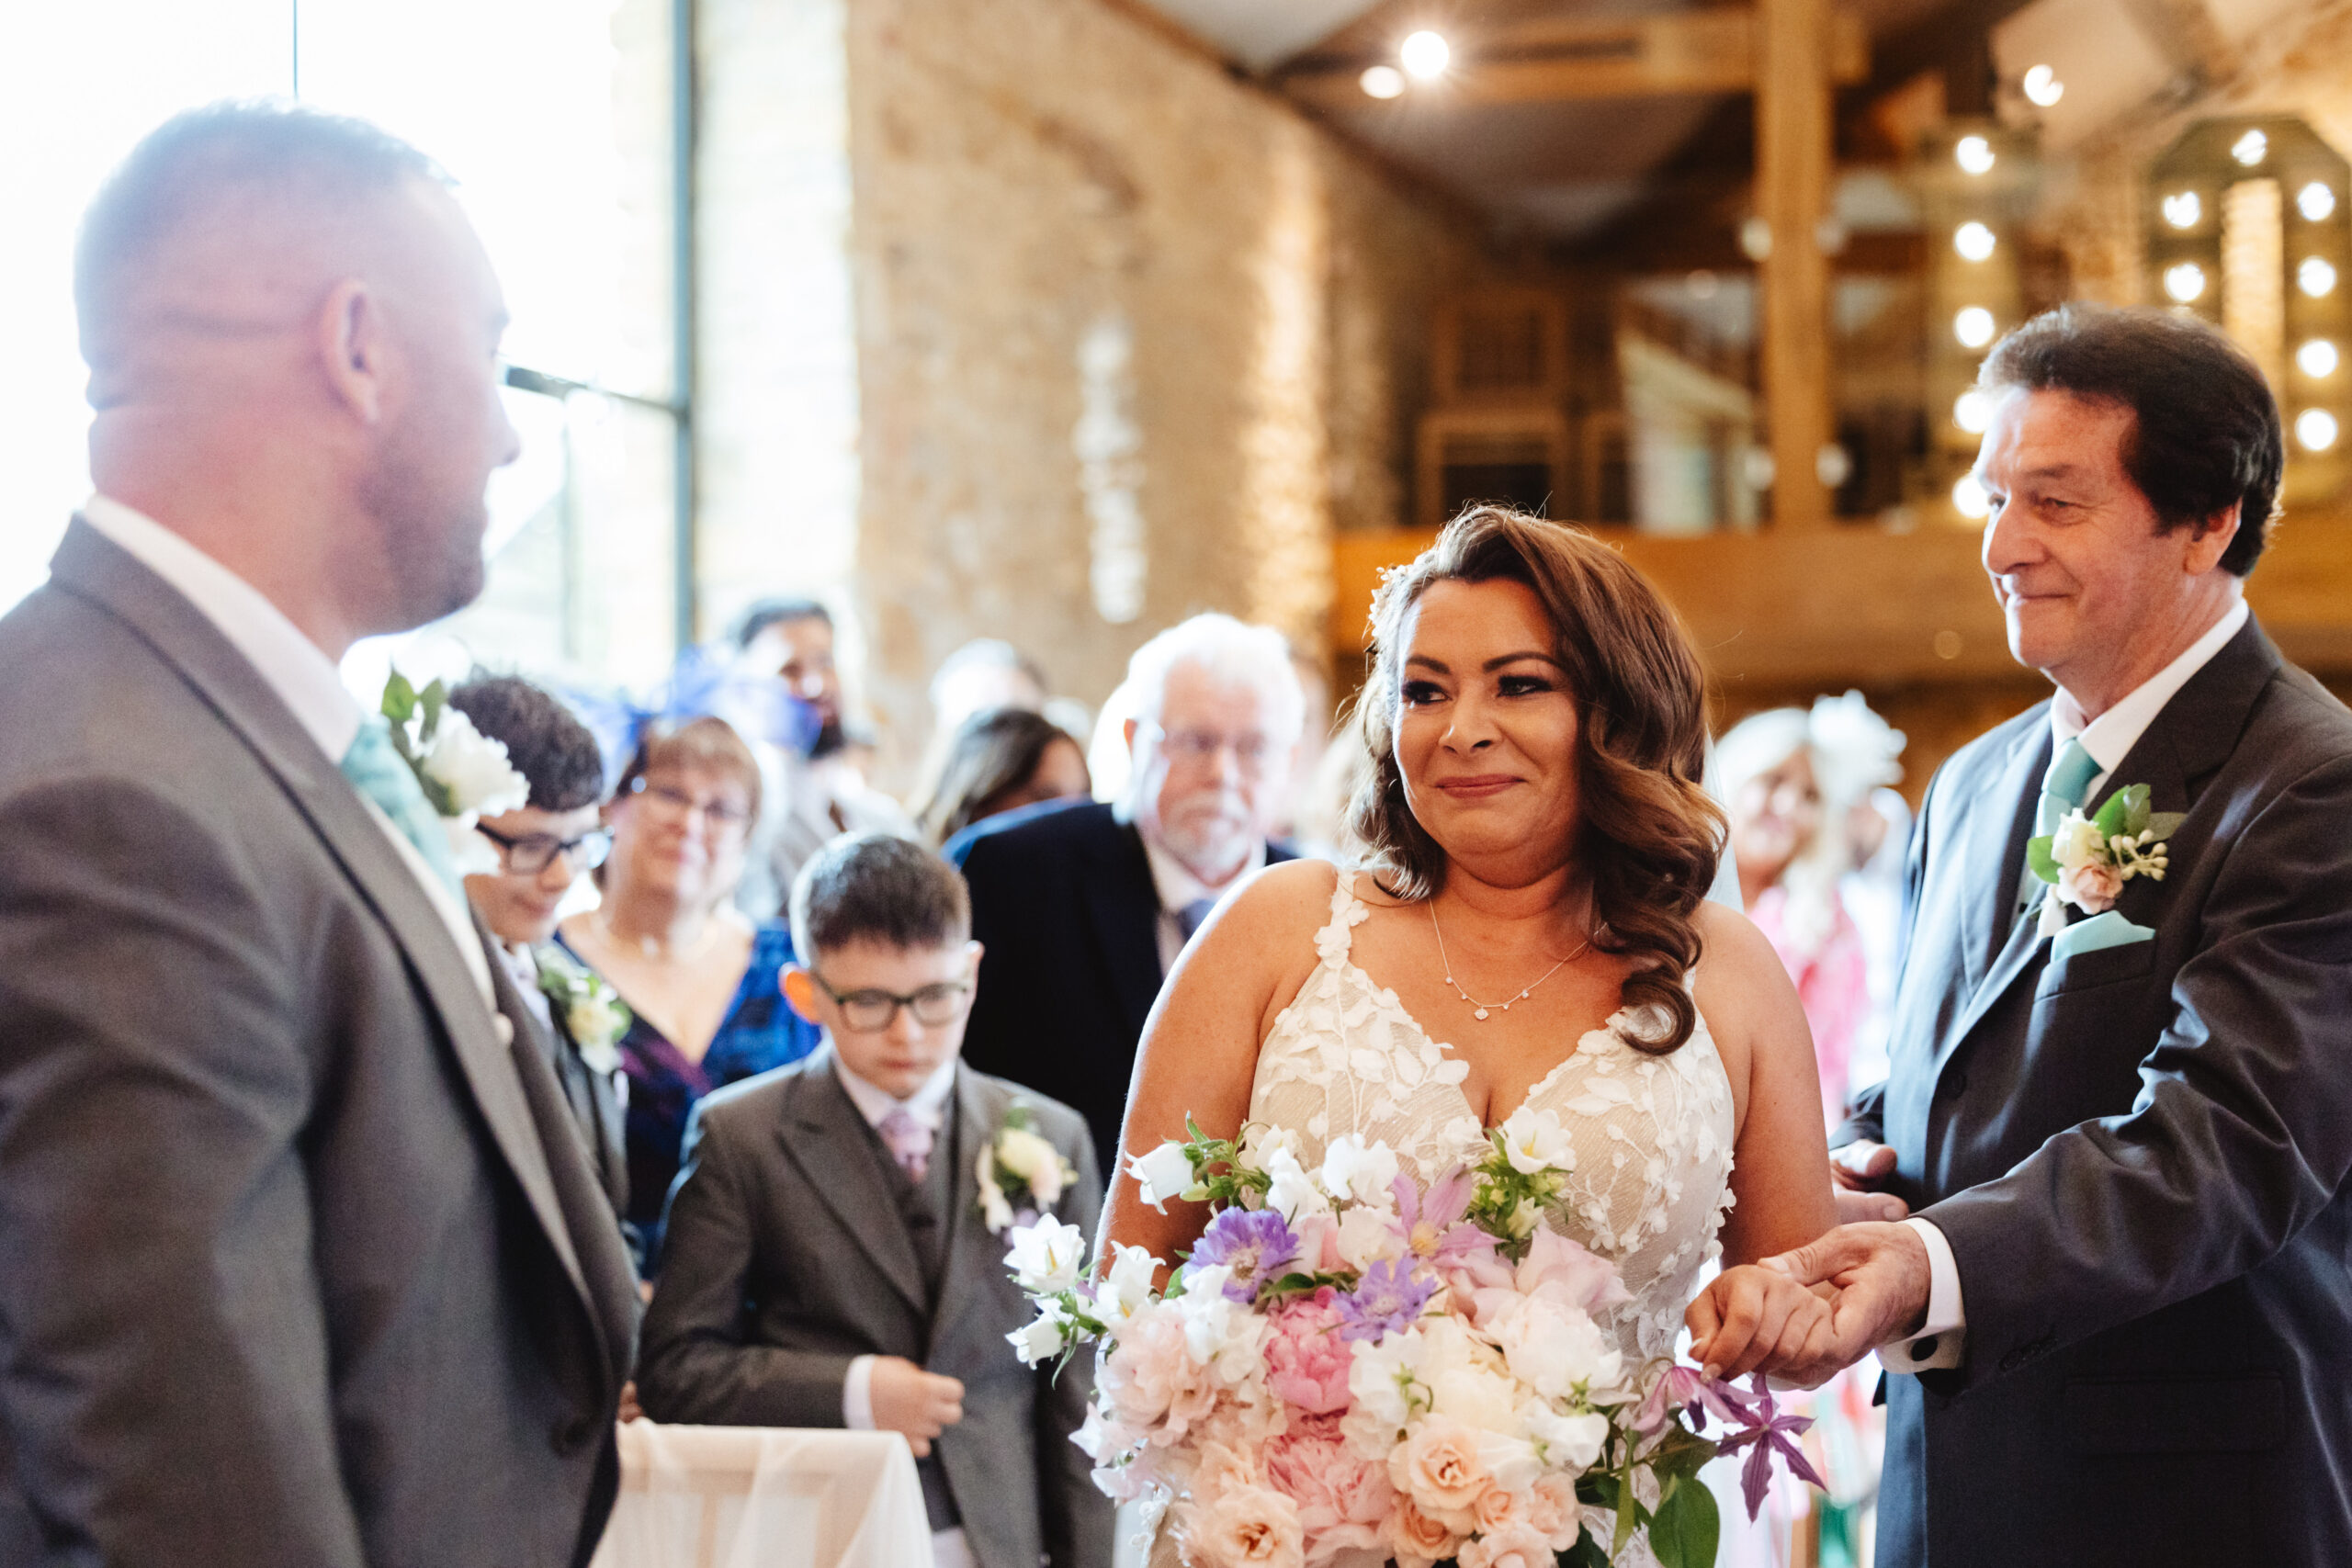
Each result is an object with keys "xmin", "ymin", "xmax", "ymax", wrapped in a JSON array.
[
  {"xmin": 1647, "ymin": 1474, "xmax": 1720, "ymax": 1568},
  {"xmin": 1611, "ymin": 1454, "xmax": 1644, "ymax": 1555},
  {"xmin": 380, "ymin": 670, "xmax": 417, "ymax": 727},
  {"xmin": 417, "ymin": 678, "xmax": 447, "ymax": 745},
  {"xmin": 2026, "ymin": 834, "xmax": 2060, "ymax": 885},
  {"xmin": 2092, "ymin": 784, "xmax": 2143, "ymax": 839},
  {"xmin": 1561, "ymin": 1528, "xmax": 1612, "ymax": 1568},
  {"xmin": 1644, "ymin": 1424, "xmax": 1719, "ymax": 1487},
  {"xmin": 2145, "ymin": 811, "xmax": 2188, "ymax": 841}
]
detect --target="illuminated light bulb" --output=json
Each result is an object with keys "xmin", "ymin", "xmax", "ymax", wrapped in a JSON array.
[
  {"xmin": 1952, "ymin": 472, "xmax": 1993, "ymax": 518},
  {"xmin": 2163, "ymin": 262, "xmax": 2207, "ymax": 303},
  {"xmin": 1954, "ymin": 221, "xmax": 1997, "ymax": 262},
  {"xmin": 1955, "ymin": 135, "xmax": 1996, "ymax": 175},
  {"xmin": 2301, "ymin": 257, "xmax": 2338, "ymax": 297},
  {"xmin": 1360, "ymin": 64, "xmax": 1404, "ymax": 98},
  {"xmin": 2296, "ymin": 408, "xmax": 2339, "ymax": 451},
  {"xmin": 2233, "ymin": 129, "xmax": 2268, "ymax": 166},
  {"xmin": 2299, "ymin": 339, "xmax": 2339, "ymax": 378},
  {"xmin": 1400, "ymin": 29, "xmax": 1450, "ymax": 79},
  {"xmin": 2022, "ymin": 65, "xmax": 2064, "ymax": 107},
  {"xmin": 1954, "ymin": 307, "xmax": 1996, "ymax": 348},
  {"xmin": 2162, "ymin": 191, "xmax": 2201, "ymax": 229},
  {"xmin": 2299, "ymin": 182, "xmax": 2336, "ymax": 221},
  {"xmin": 1953, "ymin": 389, "xmax": 1992, "ymax": 433}
]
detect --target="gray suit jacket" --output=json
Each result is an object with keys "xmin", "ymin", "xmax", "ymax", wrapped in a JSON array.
[
  {"xmin": 636, "ymin": 1051, "xmax": 1112, "ymax": 1568},
  {"xmin": 0, "ymin": 520, "xmax": 641, "ymax": 1567},
  {"xmin": 1842, "ymin": 615, "xmax": 2352, "ymax": 1568}
]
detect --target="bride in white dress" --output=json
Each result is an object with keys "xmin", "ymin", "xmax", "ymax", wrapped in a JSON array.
[{"xmin": 1102, "ymin": 508, "xmax": 1838, "ymax": 1403}]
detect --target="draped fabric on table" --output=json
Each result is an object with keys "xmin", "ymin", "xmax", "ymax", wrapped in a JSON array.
[{"xmin": 592, "ymin": 1424, "xmax": 933, "ymax": 1568}]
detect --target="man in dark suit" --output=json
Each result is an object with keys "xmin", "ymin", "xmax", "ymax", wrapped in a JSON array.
[
  {"xmin": 948, "ymin": 614, "xmax": 1305, "ymax": 1166},
  {"xmin": 1757, "ymin": 306, "xmax": 2352, "ymax": 1566},
  {"xmin": 639, "ymin": 835, "xmax": 1109, "ymax": 1568},
  {"xmin": 0, "ymin": 106, "xmax": 637, "ymax": 1567}
]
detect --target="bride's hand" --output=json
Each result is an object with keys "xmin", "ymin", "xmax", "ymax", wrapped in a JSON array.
[{"xmin": 1686, "ymin": 1264, "xmax": 1839, "ymax": 1386}]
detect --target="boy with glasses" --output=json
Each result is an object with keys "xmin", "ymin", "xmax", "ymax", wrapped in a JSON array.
[
  {"xmin": 447, "ymin": 675, "xmax": 631, "ymax": 1228},
  {"xmin": 638, "ymin": 834, "xmax": 1108, "ymax": 1568}
]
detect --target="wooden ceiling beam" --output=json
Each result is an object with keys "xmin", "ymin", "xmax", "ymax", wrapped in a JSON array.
[{"xmin": 1279, "ymin": 11, "xmax": 1868, "ymax": 107}]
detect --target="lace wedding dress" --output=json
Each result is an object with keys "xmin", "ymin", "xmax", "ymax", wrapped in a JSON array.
[{"xmin": 1248, "ymin": 873, "xmax": 1738, "ymax": 1368}]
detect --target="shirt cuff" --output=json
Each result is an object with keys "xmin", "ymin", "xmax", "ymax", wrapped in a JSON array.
[
  {"xmin": 842, "ymin": 1354, "xmax": 876, "ymax": 1429},
  {"xmin": 1875, "ymin": 1217, "xmax": 1966, "ymax": 1372}
]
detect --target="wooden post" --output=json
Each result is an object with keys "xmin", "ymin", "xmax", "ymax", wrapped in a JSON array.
[{"xmin": 1756, "ymin": 0, "xmax": 1836, "ymax": 528}]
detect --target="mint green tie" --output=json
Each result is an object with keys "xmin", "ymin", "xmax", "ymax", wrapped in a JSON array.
[
  {"xmin": 341, "ymin": 717, "xmax": 463, "ymax": 896},
  {"xmin": 2038, "ymin": 738, "xmax": 2102, "ymax": 835}
]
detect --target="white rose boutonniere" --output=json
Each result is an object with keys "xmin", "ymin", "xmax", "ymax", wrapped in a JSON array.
[
  {"xmin": 377, "ymin": 671, "xmax": 532, "ymax": 875},
  {"xmin": 978, "ymin": 1101, "xmax": 1080, "ymax": 1235},
  {"xmin": 2027, "ymin": 782, "xmax": 2184, "ymax": 928},
  {"xmin": 535, "ymin": 948, "xmax": 634, "ymax": 1077}
]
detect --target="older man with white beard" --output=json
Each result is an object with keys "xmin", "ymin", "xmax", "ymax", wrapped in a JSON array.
[{"xmin": 948, "ymin": 614, "xmax": 1305, "ymax": 1165}]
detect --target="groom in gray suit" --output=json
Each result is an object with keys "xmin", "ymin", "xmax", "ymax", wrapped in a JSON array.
[
  {"xmin": 1763, "ymin": 306, "xmax": 2352, "ymax": 1566},
  {"xmin": 0, "ymin": 106, "xmax": 638, "ymax": 1566}
]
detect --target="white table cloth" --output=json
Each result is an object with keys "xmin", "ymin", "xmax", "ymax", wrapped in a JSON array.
[{"xmin": 591, "ymin": 1422, "xmax": 933, "ymax": 1568}]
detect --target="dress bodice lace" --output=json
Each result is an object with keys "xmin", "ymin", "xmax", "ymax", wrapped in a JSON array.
[{"xmin": 1246, "ymin": 872, "xmax": 1737, "ymax": 1364}]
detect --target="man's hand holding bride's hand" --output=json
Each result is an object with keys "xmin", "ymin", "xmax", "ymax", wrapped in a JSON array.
[
  {"xmin": 1831, "ymin": 1140, "xmax": 1908, "ymax": 1224},
  {"xmin": 1685, "ymin": 1264, "xmax": 1838, "ymax": 1385},
  {"xmin": 1747, "ymin": 1220, "xmax": 1935, "ymax": 1385}
]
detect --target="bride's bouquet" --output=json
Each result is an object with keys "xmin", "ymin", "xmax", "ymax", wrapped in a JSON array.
[{"xmin": 1004, "ymin": 1114, "xmax": 1820, "ymax": 1568}]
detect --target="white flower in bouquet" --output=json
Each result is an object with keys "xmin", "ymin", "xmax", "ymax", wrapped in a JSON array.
[
  {"xmin": 1005, "ymin": 1214, "xmax": 1087, "ymax": 1295},
  {"xmin": 420, "ymin": 707, "xmax": 530, "ymax": 819},
  {"xmin": 1520, "ymin": 1402, "xmax": 1609, "ymax": 1472},
  {"xmin": 1319, "ymin": 1135, "xmax": 1400, "ymax": 1207},
  {"xmin": 1497, "ymin": 1106, "xmax": 1574, "ymax": 1176},
  {"xmin": 1238, "ymin": 1123, "xmax": 1305, "ymax": 1173},
  {"xmin": 1491, "ymin": 1295, "xmax": 1623, "ymax": 1404},
  {"xmin": 1261, "ymin": 1147, "xmax": 1330, "ymax": 1223},
  {"xmin": 997, "ymin": 1125, "xmax": 1069, "ymax": 1206},
  {"xmin": 1131, "ymin": 1141, "xmax": 1199, "ymax": 1213},
  {"xmin": 1346, "ymin": 1327, "xmax": 1429, "ymax": 1438},
  {"xmin": 1010, "ymin": 1298, "xmax": 1075, "ymax": 1366},
  {"xmin": 1098, "ymin": 1242, "xmax": 1160, "ymax": 1322},
  {"xmin": 1336, "ymin": 1203, "xmax": 1406, "ymax": 1271}
]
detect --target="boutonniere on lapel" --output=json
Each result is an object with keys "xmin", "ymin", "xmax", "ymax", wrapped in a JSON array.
[
  {"xmin": 2029, "ymin": 783, "xmax": 2185, "ymax": 931},
  {"xmin": 375, "ymin": 671, "xmax": 530, "ymax": 874},
  {"xmin": 977, "ymin": 1102, "xmax": 1079, "ymax": 1235},
  {"xmin": 534, "ymin": 946, "xmax": 633, "ymax": 1076}
]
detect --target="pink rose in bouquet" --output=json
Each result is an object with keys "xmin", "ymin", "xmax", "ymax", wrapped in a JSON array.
[
  {"xmin": 1391, "ymin": 1416, "xmax": 1490, "ymax": 1532},
  {"xmin": 1264, "ymin": 1413, "xmax": 1394, "ymax": 1563},
  {"xmin": 1181, "ymin": 1477, "xmax": 1305, "ymax": 1568},
  {"xmin": 1263, "ymin": 1290, "xmax": 1352, "ymax": 1416},
  {"xmin": 1458, "ymin": 1520, "xmax": 1555, "ymax": 1568}
]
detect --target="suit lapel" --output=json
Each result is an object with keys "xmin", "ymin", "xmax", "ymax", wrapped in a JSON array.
[
  {"xmin": 928, "ymin": 1067, "xmax": 999, "ymax": 1358},
  {"xmin": 776, "ymin": 1055, "xmax": 928, "ymax": 1314},
  {"xmin": 48, "ymin": 522, "xmax": 594, "ymax": 1314},
  {"xmin": 1087, "ymin": 819, "xmax": 1166, "ymax": 1030}
]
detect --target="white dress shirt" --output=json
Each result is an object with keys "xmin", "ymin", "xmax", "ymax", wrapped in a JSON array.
[
  {"xmin": 78, "ymin": 495, "xmax": 499, "ymax": 1021},
  {"xmin": 1143, "ymin": 834, "xmax": 1268, "ymax": 974},
  {"xmin": 831, "ymin": 1049, "xmax": 969, "ymax": 1568},
  {"xmin": 1885, "ymin": 597, "xmax": 2249, "ymax": 1373}
]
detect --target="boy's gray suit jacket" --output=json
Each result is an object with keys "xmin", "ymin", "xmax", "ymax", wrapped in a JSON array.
[
  {"xmin": 0, "ymin": 518, "xmax": 641, "ymax": 1567},
  {"xmin": 636, "ymin": 1051, "xmax": 1112, "ymax": 1568}
]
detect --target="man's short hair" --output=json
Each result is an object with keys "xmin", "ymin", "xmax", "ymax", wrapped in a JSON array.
[
  {"xmin": 1123, "ymin": 613, "xmax": 1306, "ymax": 741},
  {"xmin": 447, "ymin": 675, "xmax": 606, "ymax": 814},
  {"xmin": 1980, "ymin": 304, "xmax": 2284, "ymax": 575},
  {"xmin": 730, "ymin": 597, "xmax": 832, "ymax": 651},
  {"xmin": 76, "ymin": 100, "xmax": 442, "ymax": 357},
  {"xmin": 790, "ymin": 834, "xmax": 971, "ymax": 963}
]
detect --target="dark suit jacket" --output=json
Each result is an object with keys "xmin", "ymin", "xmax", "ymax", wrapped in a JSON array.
[
  {"xmin": 525, "ymin": 949, "xmax": 631, "ymax": 1224},
  {"xmin": 1840, "ymin": 615, "xmax": 2352, "ymax": 1568},
  {"xmin": 0, "ymin": 520, "xmax": 640, "ymax": 1568},
  {"xmin": 948, "ymin": 800, "xmax": 1295, "ymax": 1163},
  {"xmin": 636, "ymin": 1052, "xmax": 1111, "ymax": 1568}
]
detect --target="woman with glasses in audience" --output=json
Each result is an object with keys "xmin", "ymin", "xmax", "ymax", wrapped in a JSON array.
[{"xmin": 560, "ymin": 716, "xmax": 821, "ymax": 1269}]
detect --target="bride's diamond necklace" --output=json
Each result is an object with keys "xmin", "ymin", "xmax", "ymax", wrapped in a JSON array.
[{"xmin": 1428, "ymin": 903, "xmax": 1593, "ymax": 1021}]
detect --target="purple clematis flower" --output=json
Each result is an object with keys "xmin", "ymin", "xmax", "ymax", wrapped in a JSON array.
[
  {"xmin": 1714, "ymin": 1373, "xmax": 1827, "ymax": 1520},
  {"xmin": 1335, "ymin": 1257, "xmax": 1437, "ymax": 1341},
  {"xmin": 1188, "ymin": 1207, "xmax": 1302, "ymax": 1303},
  {"xmin": 1388, "ymin": 1168, "xmax": 1487, "ymax": 1264},
  {"xmin": 1632, "ymin": 1364, "xmax": 1758, "ymax": 1438}
]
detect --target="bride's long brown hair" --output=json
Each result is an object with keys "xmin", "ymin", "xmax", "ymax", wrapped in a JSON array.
[{"xmin": 1348, "ymin": 507, "xmax": 1725, "ymax": 1055}]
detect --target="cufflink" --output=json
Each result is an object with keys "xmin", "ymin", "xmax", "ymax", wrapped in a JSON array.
[{"xmin": 1908, "ymin": 1335, "xmax": 1939, "ymax": 1360}]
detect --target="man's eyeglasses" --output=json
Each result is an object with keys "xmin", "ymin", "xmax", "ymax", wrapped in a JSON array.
[
  {"xmin": 628, "ymin": 777, "xmax": 754, "ymax": 833},
  {"xmin": 1142, "ymin": 722, "xmax": 1279, "ymax": 774},
  {"xmin": 478, "ymin": 825, "xmax": 614, "ymax": 876},
  {"xmin": 808, "ymin": 971, "xmax": 974, "ymax": 1033}
]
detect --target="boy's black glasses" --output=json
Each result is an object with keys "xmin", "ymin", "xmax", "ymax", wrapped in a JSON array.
[
  {"xmin": 477, "ymin": 824, "xmax": 614, "ymax": 875},
  {"xmin": 808, "ymin": 971, "xmax": 973, "ymax": 1032}
]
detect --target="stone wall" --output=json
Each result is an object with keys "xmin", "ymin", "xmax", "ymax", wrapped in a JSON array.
[{"xmin": 839, "ymin": 0, "xmax": 1475, "ymax": 784}]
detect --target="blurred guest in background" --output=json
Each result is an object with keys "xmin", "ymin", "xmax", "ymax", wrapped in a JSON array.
[
  {"xmin": 560, "ymin": 716, "xmax": 819, "ymax": 1266},
  {"xmin": 950, "ymin": 613, "xmax": 1303, "ymax": 1162},
  {"xmin": 450, "ymin": 674, "xmax": 630, "ymax": 1232},
  {"xmin": 912, "ymin": 705, "xmax": 1091, "ymax": 846},
  {"xmin": 929, "ymin": 637, "xmax": 1049, "ymax": 733},
  {"xmin": 1713, "ymin": 691, "xmax": 1905, "ymax": 1126},
  {"xmin": 729, "ymin": 598, "xmax": 916, "ymax": 915}
]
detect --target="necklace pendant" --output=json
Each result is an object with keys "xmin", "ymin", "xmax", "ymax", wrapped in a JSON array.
[{"xmin": 1474, "ymin": 1006, "xmax": 1491, "ymax": 1021}]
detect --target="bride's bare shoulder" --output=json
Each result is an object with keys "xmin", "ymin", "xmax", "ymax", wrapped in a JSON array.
[{"xmin": 1218, "ymin": 856, "xmax": 1347, "ymax": 942}]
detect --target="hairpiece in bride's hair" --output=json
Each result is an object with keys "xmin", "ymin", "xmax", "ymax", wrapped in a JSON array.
[{"xmin": 1347, "ymin": 506, "xmax": 1725, "ymax": 1055}]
